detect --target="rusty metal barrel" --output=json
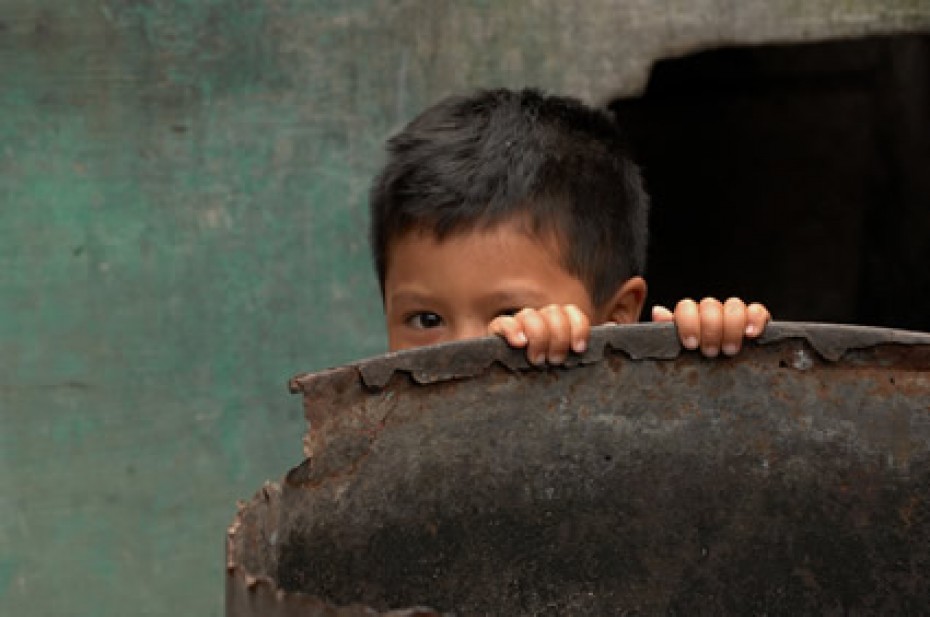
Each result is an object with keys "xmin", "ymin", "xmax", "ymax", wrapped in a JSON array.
[{"xmin": 227, "ymin": 322, "xmax": 930, "ymax": 615}]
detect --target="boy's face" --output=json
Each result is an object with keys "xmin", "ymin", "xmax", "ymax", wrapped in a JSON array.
[{"xmin": 383, "ymin": 220, "xmax": 598, "ymax": 351}]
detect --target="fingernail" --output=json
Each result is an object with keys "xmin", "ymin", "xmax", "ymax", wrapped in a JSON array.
[
  {"xmin": 515, "ymin": 332, "xmax": 527, "ymax": 345},
  {"xmin": 684, "ymin": 336, "xmax": 699, "ymax": 350},
  {"xmin": 573, "ymin": 339, "xmax": 587, "ymax": 354},
  {"xmin": 704, "ymin": 346, "xmax": 720, "ymax": 358},
  {"xmin": 723, "ymin": 344, "xmax": 739, "ymax": 356},
  {"xmin": 533, "ymin": 354, "xmax": 546, "ymax": 366},
  {"xmin": 550, "ymin": 355, "xmax": 565, "ymax": 365},
  {"xmin": 745, "ymin": 325, "xmax": 756, "ymax": 336}
]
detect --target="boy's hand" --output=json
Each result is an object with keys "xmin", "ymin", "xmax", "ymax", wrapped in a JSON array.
[
  {"xmin": 488, "ymin": 298, "xmax": 770, "ymax": 365},
  {"xmin": 652, "ymin": 298, "xmax": 770, "ymax": 358},
  {"xmin": 489, "ymin": 305, "xmax": 590, "ymax": 367}
]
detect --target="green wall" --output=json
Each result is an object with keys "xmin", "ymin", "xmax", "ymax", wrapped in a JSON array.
[
  {"xmin": 0, "ymin": 1, "xmax": 568, "ymax": 614},
  {"xmin": 2, "ymin": 1, "xmax": 927, "ymax": 615}
]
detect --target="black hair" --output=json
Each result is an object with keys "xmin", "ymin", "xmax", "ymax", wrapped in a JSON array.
[{"xmin": 369, "ymin": 88, "xmax": 649, "ymax": 307}]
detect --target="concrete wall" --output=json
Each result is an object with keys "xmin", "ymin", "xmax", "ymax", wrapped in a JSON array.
[{"xmin": 1, "ymin": 1, "xmax": 927, "ymax": 615}]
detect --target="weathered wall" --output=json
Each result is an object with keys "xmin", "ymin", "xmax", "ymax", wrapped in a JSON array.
[{"xmin": 1, "ymin": 1, "xmax": 927, "ymax": 615}]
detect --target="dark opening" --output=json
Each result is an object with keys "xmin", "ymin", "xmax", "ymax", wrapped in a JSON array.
[{"xmin": 611, "ymin": 34, "xmax": 930, "ymax": 331}]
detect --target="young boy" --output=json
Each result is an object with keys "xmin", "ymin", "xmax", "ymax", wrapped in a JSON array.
[{"xmin": 369, "ymin": 88, "xmax": 769, "ymax": 364}]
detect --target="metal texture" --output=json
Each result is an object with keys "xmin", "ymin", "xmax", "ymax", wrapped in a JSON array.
[{"xmin": 227, "ymin": 322, "xmax": 930, "ymax": 616}]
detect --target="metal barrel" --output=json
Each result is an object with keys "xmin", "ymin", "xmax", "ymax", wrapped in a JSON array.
[{"xmin": 227, "ymin": 322, "xmax": 930, "ymax": 615}]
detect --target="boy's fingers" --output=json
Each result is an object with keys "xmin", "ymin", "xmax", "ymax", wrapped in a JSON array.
[
  {"xmin": 651, "ymin": 305, "xmax": 674, "ymax": 323},
  {"xmin": 564, "ymin": 304, "xmax": 590, "ymax": 354},
  {"xmin": 488, "ymin": 315, "xmax": 528, "ymax": 348},
  {"xmin": 493, "ymin": 305, "xmax": 593, "ymax": 366},
  {"xmin": 539, "ymin": 305, "xmax": 572, "ymax": 364},
  {"xmin": 745, "ymin": 303, "xmax": 771, "ymax": 337},
  {"xmin": 698, "ymin": 297, "xmax": 724, "ymax": 357},
  {"xmin": 721, "ymin": 297, "xmax": 748, "ymax": 356},
  {"xmin": 674, "ymin": 299, "xmax": 700, "ymax": 350},
  {"xmin": 516, "ymin": 309, "xmax": 550, "ymax": 366}
]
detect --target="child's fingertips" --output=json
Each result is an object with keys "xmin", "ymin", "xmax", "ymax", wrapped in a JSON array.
[
  {"xmin": 652, "ymin": 306, "xmax": 672, "ymax": 321},
  {"xmin": 572, "ymin": 339, "xmax": 587, "ymax": 354},
  {"xmin": 513, "ymin": 331, "xmax": 528, "ymax": 346},
  {"xmin": 723, "ymin": 343, "xmax": 739, "ymax": 356},
  {"xmin": 683, "ymin": 336, "xmax": 699, "ymax": 350},
  {"xmin": 745, "ymin": 324, "xmax": 757, "ymax": 336},
  {"xmin": 747, "ymin": 304, "xmax": 769, "ymax": 325}
]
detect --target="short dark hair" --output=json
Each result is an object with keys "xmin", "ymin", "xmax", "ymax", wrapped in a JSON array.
[{"xmin": 369, "ymin": 88, "xmax": 649, "ymax": 307}]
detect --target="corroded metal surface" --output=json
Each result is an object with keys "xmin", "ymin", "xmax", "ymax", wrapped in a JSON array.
[{"xmin": 228, "ymin": 322, "xmax": 930, "ymax": 616}]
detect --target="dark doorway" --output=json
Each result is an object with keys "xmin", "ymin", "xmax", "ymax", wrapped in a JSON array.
[{"xmin": 611, "ymin": 34, "xmax": 929, "ymax": 331}]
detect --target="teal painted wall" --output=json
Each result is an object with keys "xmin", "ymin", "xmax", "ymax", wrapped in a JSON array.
[{"xmin": 0, "ymin": 1, "xmax": 571, "ymax": 614}]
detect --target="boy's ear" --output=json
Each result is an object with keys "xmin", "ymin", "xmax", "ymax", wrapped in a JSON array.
[{"xmin": 600, "ymin": 276, "xmax": 647, "ymax": 324}]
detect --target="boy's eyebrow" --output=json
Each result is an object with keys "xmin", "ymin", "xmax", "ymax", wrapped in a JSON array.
[
  {"xmin": 479, "ymin": 288, "xmax": 548, "ymax": 308},
  {"xmin": 387, "ymin": 290, "xmax": 436, "ymax": 306},
  {"xmin": 388, "ymin": 287, "xmax": 550, "ymax": 309}
]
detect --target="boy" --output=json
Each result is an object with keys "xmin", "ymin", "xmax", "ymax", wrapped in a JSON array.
[{"xmin": 370, "ymin": 88, "xmax": 769, "ymax": 364}]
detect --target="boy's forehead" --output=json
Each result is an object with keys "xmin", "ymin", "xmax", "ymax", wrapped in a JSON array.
[
  {"xmin": 381, "ymin": 218, "xmax": 601, "ymax": 322},
  {"xmin": 383, "ymin": 220, "xmax": 586, "ymax": 296},
  {"xmin": 386, "ymin": 215, "xmax": 566, "ymax": 261}
]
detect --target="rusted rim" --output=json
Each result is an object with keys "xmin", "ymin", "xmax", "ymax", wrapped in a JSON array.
[{"xmin": 229, "ymin": 322, "xmax": 930, "ymax": 615}]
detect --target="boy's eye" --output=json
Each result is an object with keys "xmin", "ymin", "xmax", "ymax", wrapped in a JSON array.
[{"xmin": 407, "ymin": 312, "xmax": 444, "ymax": 329}]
